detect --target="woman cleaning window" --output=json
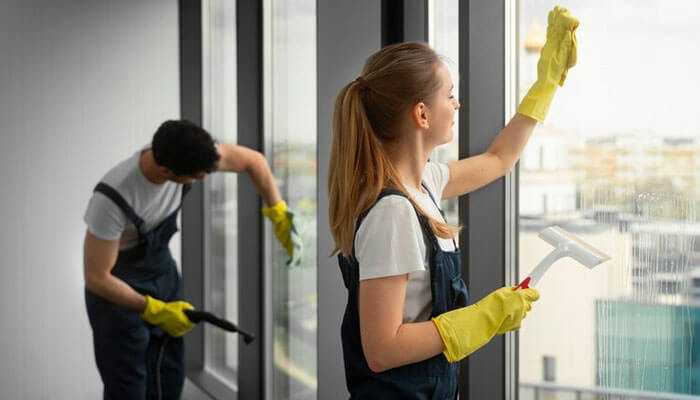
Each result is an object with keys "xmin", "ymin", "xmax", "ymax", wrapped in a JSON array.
[{"xmin": 328, "ymin": 6, "xmax": 578, "ymax": 399}]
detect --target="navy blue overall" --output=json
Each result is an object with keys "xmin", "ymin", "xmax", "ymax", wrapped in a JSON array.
[
  {"xmin": 338, "ymin": 186, "xmax": 469, "ymax": 399},
  {"xmin": 85, "ymin": 182, "xmax": 190, "ymax": 400}
]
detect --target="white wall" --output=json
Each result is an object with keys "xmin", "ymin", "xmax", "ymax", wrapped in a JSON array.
[{"xmin": 0, "ymin": 1, "xmax": 179, "ymax": 398}]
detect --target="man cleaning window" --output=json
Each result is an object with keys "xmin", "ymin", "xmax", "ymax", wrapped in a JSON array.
[{"xmin": 82, "ymin": 119, "xmax": 301, "ymax": 399}]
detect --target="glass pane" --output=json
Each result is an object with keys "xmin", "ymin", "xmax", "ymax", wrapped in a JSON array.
[
  {"xmin": 203, "ymin": 0, "xmax": 239, "ymax": 385},
  {"xmin": 516, "ymin": 2, "xmax": 700, "ymax": 399},
  {"xmin": 265, "ymin": 0, "xmax": 318, "ymax": 398},
  {"xmin": 428, "ymin": 0, "xmax": 460, "ymax": 225}
]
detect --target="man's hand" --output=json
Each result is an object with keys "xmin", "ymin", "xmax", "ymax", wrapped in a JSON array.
[
  {"xmin": 262, "ymin": 200, "xmax": 303, "ymax": 266},
  {"xmin": 141, "ymin": 295, "xmax": 195, "ymax": 337}
]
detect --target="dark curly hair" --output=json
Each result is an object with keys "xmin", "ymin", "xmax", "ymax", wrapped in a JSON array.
[{"xmin": 151, "ymin": 120, "xmax": 220, "ymax": 176}]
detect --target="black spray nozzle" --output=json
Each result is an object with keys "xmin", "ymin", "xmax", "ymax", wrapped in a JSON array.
[{"xmin": 184, "ymin": 309, "xmax": 255, "ymax": 344}]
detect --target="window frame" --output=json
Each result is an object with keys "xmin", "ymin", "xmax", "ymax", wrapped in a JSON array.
[
  {"xmin": 458, "ymin": 1, "xmax": 517, "ymax": 399},
  {"xmin": 180, "ymin": 0, "xmax": 265, "ymax": 398}
]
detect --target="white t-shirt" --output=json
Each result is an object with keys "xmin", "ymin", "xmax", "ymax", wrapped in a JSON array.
[
  {"xmin": 355, "ymin": 161, "xmax": 456, "ymax": 323},
  {"xmin": 83, "ymin": 148, "xmax": 183, "ymax": 250}
]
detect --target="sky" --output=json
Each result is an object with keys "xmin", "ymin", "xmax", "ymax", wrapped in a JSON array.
[{"xmin": 521, "ymin": 0, "xmax": 700, "ymax": 138}]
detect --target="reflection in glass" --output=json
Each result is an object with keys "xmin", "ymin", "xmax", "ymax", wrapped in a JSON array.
[
  {"xmin": 516, "ymin": 1, "xmax": 700, "ymax": 398},
  {"xmin": 264, "ymin": 1, "xmax": 318, "ymax": 398},
  {"xmin": 203, "ymin": 0, "xmax": 239, "ymax": 386}
]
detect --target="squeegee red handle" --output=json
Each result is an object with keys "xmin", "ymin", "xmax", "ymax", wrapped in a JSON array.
[{"xmin": 514, "ymin": 276, "xmax": 531, "ymax": 290}]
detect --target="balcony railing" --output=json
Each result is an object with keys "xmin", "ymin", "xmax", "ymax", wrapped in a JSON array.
[{"xmin": 520, "ymin": 382, "xmax": 700, "ymax": 400}]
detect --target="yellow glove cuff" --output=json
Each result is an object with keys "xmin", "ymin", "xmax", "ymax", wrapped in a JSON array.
[
  {"xmin": 432, "ymin": 316, "xmax": 462, "ymax": 363},
  {"xmin": 141, "ymin": 295, "xmax": 164, "ymax": 319},
  {"xmin": 262, "ymin": 201, "xmax": 289, "ymax": 223},
  {"xmin": 517, "ymin": 81, "xmax": 557, "ymax": 123}
]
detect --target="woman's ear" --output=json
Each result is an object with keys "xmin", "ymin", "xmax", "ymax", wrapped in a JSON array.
[{"xmin": 411, "ymin": 102, "xmax": 430, "ymax": 130}]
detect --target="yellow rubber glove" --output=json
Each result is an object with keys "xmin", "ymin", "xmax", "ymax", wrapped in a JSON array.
[
  {"xmin": 431, "ymin": 287, "xmax": 540, "ymax": 363},
  {"xmin": 517, "ymin": 5, "xmax": 579, "ymax": 122},
  {"xmin": 497, "ymin": 288, "xmax": 537, "ymax": 334},
  {"xmin": 262, "ymin": 200, "xmax": 303, "ymax": 266},
  {"xmin": 141, "ymin": 295, "xmax": 195, "ymax": 337}
]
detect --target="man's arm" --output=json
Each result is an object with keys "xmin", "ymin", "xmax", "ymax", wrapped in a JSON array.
[
  {"xmin": 216, "ymin": 143, "xmax": 282, "ymax": 206},
  {"xmin": 83, "ymin": 230, "xmax": 147, "ymax": 312},
  {"xmin": 216, "ymin": 143, "xmax": 301, "ymax": 264}
]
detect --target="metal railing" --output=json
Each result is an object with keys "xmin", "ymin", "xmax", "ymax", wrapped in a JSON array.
[{"xmin": 520, "ymin": 382, "xmax": 700, "ymax": 400}]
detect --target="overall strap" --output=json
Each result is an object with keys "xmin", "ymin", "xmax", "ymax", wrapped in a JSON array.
[
  {"xmin": 94, "ymin": 183, "xmax": 145, "ymax": 233},
  {"xmin": 181, "ymin": 183, "xmax": 192, "ymax": 199},
  {"xmin": 172, "ymin": 183, "xmax": 191, "ymax": 213},
  {"xmin": 421, "ymin": 182, "xmax": 458, "ymax": 249},
  {"xmin": 136, "ymin": 182, "xmax": 192, "ymax": 232},
  {"xmin": 354, "ymin": 188, "xmax": 404, "ymax": 232}
]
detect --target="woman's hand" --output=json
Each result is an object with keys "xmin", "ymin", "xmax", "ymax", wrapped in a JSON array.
[
  {"xmin": 431, "ymin": 287, "xmax": 540, "ymax": 362},
  {"xmin": 517, "ymin": 6, "xmax": 579, "ymax": 122}
]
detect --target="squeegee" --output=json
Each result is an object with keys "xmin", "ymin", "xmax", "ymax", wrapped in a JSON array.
[{"xmin": 516, "ymin": 225, "xmax": 611, "ymax": 290}]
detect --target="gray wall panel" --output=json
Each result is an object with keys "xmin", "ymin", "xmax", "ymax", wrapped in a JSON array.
[
  {"xmin": 236, "ymin": 1, "xmax": 264, "ymax": 398},
  {"xmin": 317, "ymin": 1, "xmax": 382, "ymax": 398},
  {"xmin": 180, "ymin": 0, "xmax": 206, "ymax": 376},
  {"xmin": 460, "ymin": 1, "xmax": 507, "ymax": 398}
]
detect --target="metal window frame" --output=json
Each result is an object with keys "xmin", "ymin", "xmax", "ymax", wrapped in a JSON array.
[
  {"xmin": 235, "ymin": 1, "xmax": 265, "ymax": 398},
  {"xmin": 504, "ymin": 1, "xmax": 520, "ymax": 399},
  {"xmin": 458, "ymin": 1, "xmax": 517, "ymax": 399},
  {"xmin": 261, "ymin": 3, "xmax": 273, "ymax": 399},
  {"xmin": 381, "ymin": 0, "xmax": 429, "ymax": 45},
  {"xmin": 180, "ymin": 0, "xmax": 206, "ymax": 382},
  {"xmin": 180, "ymin": 0, "xmax": 265, "ymax": 398}
]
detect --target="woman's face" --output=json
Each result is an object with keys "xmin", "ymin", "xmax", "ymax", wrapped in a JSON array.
[{"xmin": 426, "ymin": 63, "xmax": 460, "ymax": 146}]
